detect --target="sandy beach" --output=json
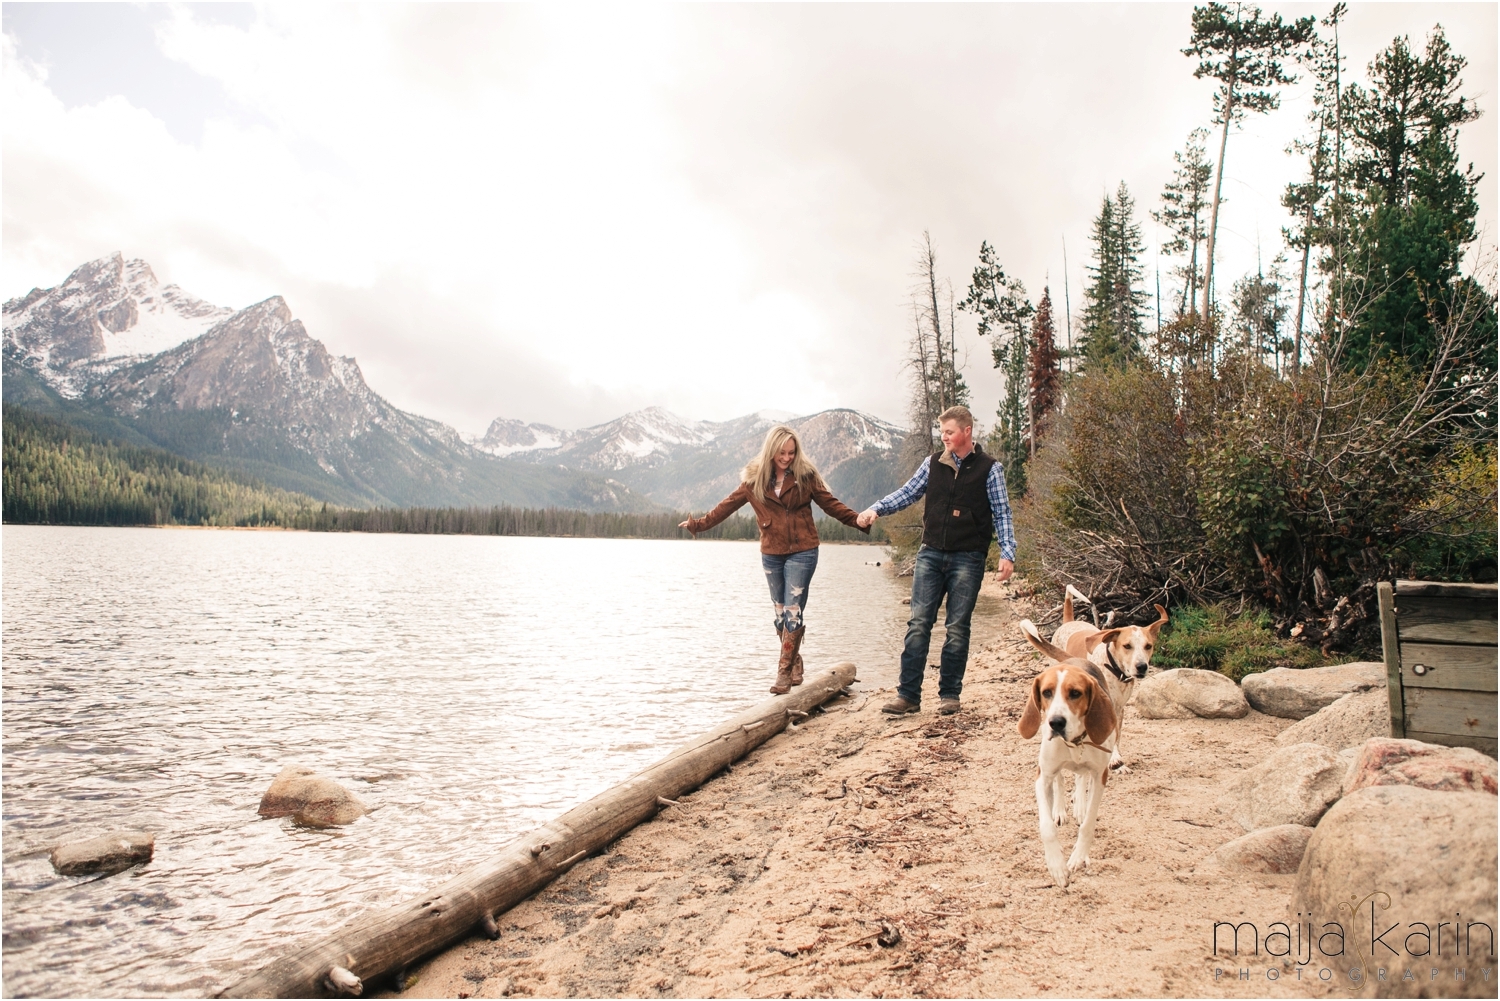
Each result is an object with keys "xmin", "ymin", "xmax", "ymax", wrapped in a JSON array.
[{"xmin": 383, "ymin": 577, "xmax": 1349, "ymax": 999}]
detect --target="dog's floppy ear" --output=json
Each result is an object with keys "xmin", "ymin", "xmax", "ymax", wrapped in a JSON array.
[
  {"xmin": 1019, "ymin": 622, "xmax": 1072, "ymax": 663},
  {"xmin": 1082, "ymin": 628, "xmax": 1123, "ymax": 654},
  {"xmin": 1147, "ymin": 603, "xmax": 1169, "ymax": 639},
  {"xmin": 1083, "ymin": 676, "xmax": 1116, "ymax": 745},
  {"xmin": 1018, "ymin": 674, "xmax": 1043, "ymax": 739}
]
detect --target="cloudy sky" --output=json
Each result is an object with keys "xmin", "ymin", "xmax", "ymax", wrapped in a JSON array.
[{"xmin": 3, "ymin": 3, "xmax": 1495, "ymax": 435}]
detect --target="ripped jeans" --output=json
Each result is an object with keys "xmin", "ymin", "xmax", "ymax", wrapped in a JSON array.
[{"xmin": 762, "ymin": 547, "xmax": 819, "ymax": 633}]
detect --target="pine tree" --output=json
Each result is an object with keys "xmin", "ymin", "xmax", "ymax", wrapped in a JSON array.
[
  {"xmin": 1184, "ymin": 3, "xmax": 1316, "ymax": 334},
  {"xmin": 1338, "ymin": 25, "xmax": 1492, "ymax": 370},
  {"xmin": 959, "ymin": 241, "xmax": 1032, "ymax": 492},
  {"xmin": 1229, "ymin": 260, "xmax": 1290, "ymax": 369},
  {"xmin": 1027, "ymin": 287, "xmax": 1063, "ymax": 446},
  {"xmin": 1154, "ymin": 128, "xmax": 1215, "ymax": 319},
  {"xmin": 1280, "ymin": 4, "xmax": 1351, "ymax": 374},
  {"xmin": 1079, "ymin": 183, "xmax": 1150, "ymax": 369},
  {"xmin": 1281, "ymin": 116, "xmax": 1331, "ymax": 372}
]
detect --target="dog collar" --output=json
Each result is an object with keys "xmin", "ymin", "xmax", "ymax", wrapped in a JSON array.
[
  {"xmin": 1103, "ymin": 648, "xmax": 1131, "ymax": 683},
  {"xmin": 1061, "ymin": 734, "xmax": 1113, "ymax": 754}
]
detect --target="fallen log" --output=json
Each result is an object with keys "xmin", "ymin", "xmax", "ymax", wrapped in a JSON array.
[{"xmin": 220, "ymin": 662, "xmax": 858, "ymax": 998}]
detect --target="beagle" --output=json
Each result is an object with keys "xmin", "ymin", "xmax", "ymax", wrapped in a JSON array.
[
  {"xmin": 1016, "ymin": 626, "xmax": 1118, "ymax": 888},
  {"xmin": 1049, "ymin": 586, "xmax": 1168, "ymax": 772}
]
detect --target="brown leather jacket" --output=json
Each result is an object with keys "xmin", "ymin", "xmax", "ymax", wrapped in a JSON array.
[{"xmin": 685, "ymin": 471, "xmax": 868, "ymax": 554}]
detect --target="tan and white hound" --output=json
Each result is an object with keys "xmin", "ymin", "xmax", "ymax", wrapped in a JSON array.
[
  {"xmin": 1017, "ymin": 626, "xmax": 1118, "ymax": 888},
  {"xmin": 1049, "ymin": 585, "xmax": 1168, "ymax": 772}
]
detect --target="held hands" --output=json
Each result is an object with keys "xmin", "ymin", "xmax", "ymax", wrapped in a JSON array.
[{"xmin": 855, "ymin": 508, "xmax": 879, "ymax": 529}]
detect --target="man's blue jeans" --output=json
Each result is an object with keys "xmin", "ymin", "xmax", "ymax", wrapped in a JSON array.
[
  {"xmin": 762, "ymin": 547, "xmax": 819, "ymax": 632},
  {"xmin": 896, "ymin": 546, "xmax": 987, "ymax": 704}
]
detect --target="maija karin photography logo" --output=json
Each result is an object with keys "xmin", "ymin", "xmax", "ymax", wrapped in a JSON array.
[{"xmin": 1209, "ymin": 892, "xmax": 1496, "ymax": 989}]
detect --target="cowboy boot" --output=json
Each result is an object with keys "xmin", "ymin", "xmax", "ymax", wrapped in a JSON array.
[
  {"xmin": 770, "ymin": 626, "xmax": 794, "ymax": 694},
  {"xmin": 787, "ymin": 626, "xmax": 806, "ymax": 686}
]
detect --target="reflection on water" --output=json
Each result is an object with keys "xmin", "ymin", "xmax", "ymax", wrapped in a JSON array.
[{"xmin": 1, "ymin": 527, "xmax": 905, "ymax": 997}]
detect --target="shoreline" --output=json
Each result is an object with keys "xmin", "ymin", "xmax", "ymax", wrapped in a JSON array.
[
  {"xmin": 6, "ymin": 523, "xmax": 886, "ymax": 544},
  {"xmin": 380, "ymin": 576, "xmax": 1340, "ymax": 999}
]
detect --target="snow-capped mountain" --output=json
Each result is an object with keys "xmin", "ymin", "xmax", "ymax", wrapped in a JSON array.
[
  {"xmin": 3, "ymin": 253, "xmax": 231, "ymax": 397},
  {"xmin": 481, "ymin": 407, "xmax": 900, "ymax": 469},
  {"xmin": 791, "ymin": 408, "xmax": 905, "ymax": 468},
  {"xmin": 471, "ymin": 418, "xmax": 581, "ymax": 457},
  {"xmin": 3, "ymin": 255, "xmax": 651, "ymax": 512},
  {"xmin": 513, "ymin": 406, "xmax": 717, "ymax": 470},
  {"xmin": 479, "ymin": 405, "xmax": 909, "ymax": 510},
  {"xmin": 5, "ymin": 253, "xmax": 911, "ymax": 513}
]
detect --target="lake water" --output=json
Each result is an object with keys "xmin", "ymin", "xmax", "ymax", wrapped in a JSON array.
[{"xmin": 1, "ymin": 527, "xmax": 907, "ymax": 998}]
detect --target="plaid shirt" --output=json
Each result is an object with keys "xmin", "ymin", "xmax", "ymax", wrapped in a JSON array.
[{"xmin": 873, "ymin": 451, "xmax": 1016, "ymax": 561}]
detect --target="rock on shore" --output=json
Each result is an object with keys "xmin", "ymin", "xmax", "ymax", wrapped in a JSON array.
[
  {"xmin": 1207, "ymin": 825, "xmax": 1314, "ymax": 874},
  {"xmin": 1132, "ymin": 668, "xmax": 1249, "ymax": 719},
  {"xmin": 1240, "ymin": 661, "xmax": 1384, "ymax": 719},
  {"xmin": 1344, "ymin": 737, "xmax": 1498, "ymax": 796},
  {"xmin": 1293, "ymin": 786, "xmax": 1497, "ymax": 999},
  {"xmin": 1273, "ymin": 688, "xmax": 1390, "ymax": 750},
  {"xmin": 258, "ymin": 765, "xmax": 367, "ymax": 827},
  {"xmin": 1231, "ymin": 742, "xmax": 1344, "ymax": 830},
  {"xmin": 50, "ymin": 831, "xmax": 154, "ymax": 876}
]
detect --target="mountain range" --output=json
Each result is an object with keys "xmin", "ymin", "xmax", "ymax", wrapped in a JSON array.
[
  {"xmin": 3, "ymin": 254, "xmax": 910, "ymax": 513},
  {"xmin": 471, "ymin": 407, "xmax": 907, "ymax": 511}
]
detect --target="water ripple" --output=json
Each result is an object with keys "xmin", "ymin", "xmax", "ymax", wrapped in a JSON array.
[{"xmin": 2, "ymin": 527, "xmax": 903, "ymax": 997}]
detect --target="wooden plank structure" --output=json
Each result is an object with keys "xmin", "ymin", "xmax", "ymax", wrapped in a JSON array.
[
  {"xmin": 1379, "ymin": 580, "xmax": 1497, "ymax": 757},
  {"xmin": 220, "ymin": 662, "xmax": 858, "ymax": 999}
]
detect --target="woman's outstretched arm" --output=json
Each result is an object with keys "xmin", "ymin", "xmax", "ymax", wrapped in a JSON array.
[
  {"xmin": 809, "ymin": 479, "xmax": 870, "ymax": 533},
  {"xmin": 679, "ymin": 482, "xmax": 752, "ymax": 534}
]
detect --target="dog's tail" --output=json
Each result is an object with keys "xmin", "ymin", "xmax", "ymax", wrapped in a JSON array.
[
  {"xmin": 1018, "ymin": 620, "xmax": 1072, "ymax": 663},
  {"xmin": 1064, "ymin": 583, "xmax": 1097, "ymax": 627}
]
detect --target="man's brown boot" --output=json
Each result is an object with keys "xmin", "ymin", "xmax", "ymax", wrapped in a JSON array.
[
  {"xmin": 770, "ymin": 627, "xmax": 793, "ymax": 694},
  {"xmin": 786, "ymin": 626, "xmax": 806, "ymax": 686}
]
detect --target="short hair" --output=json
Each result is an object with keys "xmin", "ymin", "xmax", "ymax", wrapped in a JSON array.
[{"xmin": 938, "ymin": 405, "xmax": 974, "ymax": 429}]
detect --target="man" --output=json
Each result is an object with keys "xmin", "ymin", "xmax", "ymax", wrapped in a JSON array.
[{"xmin": 856, "ymin": 405, "xmax": 1015, "ymax": 716}]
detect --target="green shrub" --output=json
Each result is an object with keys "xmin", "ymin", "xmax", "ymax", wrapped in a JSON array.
[
  {"xmin": 1018, "ymin": 337, "xmax": 1496, "ymax": 627},
  {"xmin": 1154, "ymin": 603, "xmax": 1327, "ymax": 681}
]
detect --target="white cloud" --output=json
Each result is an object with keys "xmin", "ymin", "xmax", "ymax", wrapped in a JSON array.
[{"xmin": 3, "ymin": 4, "xmax": 1494, "ymax": 434}]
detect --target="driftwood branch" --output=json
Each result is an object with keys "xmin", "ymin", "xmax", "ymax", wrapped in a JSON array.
[{"xmin": 220, "ymin": 663, "xmax": 858, "ymax": 998}]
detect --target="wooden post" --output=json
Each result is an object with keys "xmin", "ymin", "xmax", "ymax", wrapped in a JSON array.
[
  {"xmin": 220, "ymin": 663, "xmax": 858, "ymax": 999},
  {"xmin": 1378, "ymin": 582, "xmax": 1404, "ymax": 739}
]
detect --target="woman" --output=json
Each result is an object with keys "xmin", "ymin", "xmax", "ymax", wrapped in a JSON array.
[{"xmin": 680, "ymin": 425, "xmax": 868, "ymax": 694}]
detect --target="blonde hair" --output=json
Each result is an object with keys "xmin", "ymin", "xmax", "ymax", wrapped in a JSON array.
[
  {"xmin": 744, "ymin": 425, "xmax": 821, "ymax": 503},
  {"xmin": 938, "ymin": 405, "xmax": 974, "ymax": 429}
]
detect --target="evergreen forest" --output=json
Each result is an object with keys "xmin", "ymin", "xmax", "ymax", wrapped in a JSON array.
[
  {"xmin": 2, "ymin": 406, "xmax": 881, "ymax": 543},
  {"xmin": 904, "ymin": 4, "xmax": 1496, "ymax": 651}
]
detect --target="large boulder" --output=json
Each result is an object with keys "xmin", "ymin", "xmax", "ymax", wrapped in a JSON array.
[
  {"xmin": 258, "ymin": 765, "xmax": 367, "ymax": 827},
  {"xmin": 1232, "ymin": 742, "xmax": 1344, "ymax": 831},
  {"xmin": 1132, "ymin": 668, "xmax": 1249, "ymax": 719},
  {"xmin": 1240, "ymin": 661, "xmax": 1384, "ymax": 719},
  {"xmin": 1293, "ymin": 787, "xmax": 1497, "ymax": 999},
  {"xmin": 50, "ymin": 831, "xmax": 154, "ymax": 876},
  {"xmin": 1273, "ymin": 688, "xmax": 1391, "ymax": 750},
  {"xmin": 1207, "ymin": 825, "xmax": 1314, "ymax": 874},
  {"xmin": 1345, "ymin": 737, "xmax": 1498, "ymax": 796},
  {"xmin": 1337, "ymin": 746, "xmax": 1361, "ymax": 793}
]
